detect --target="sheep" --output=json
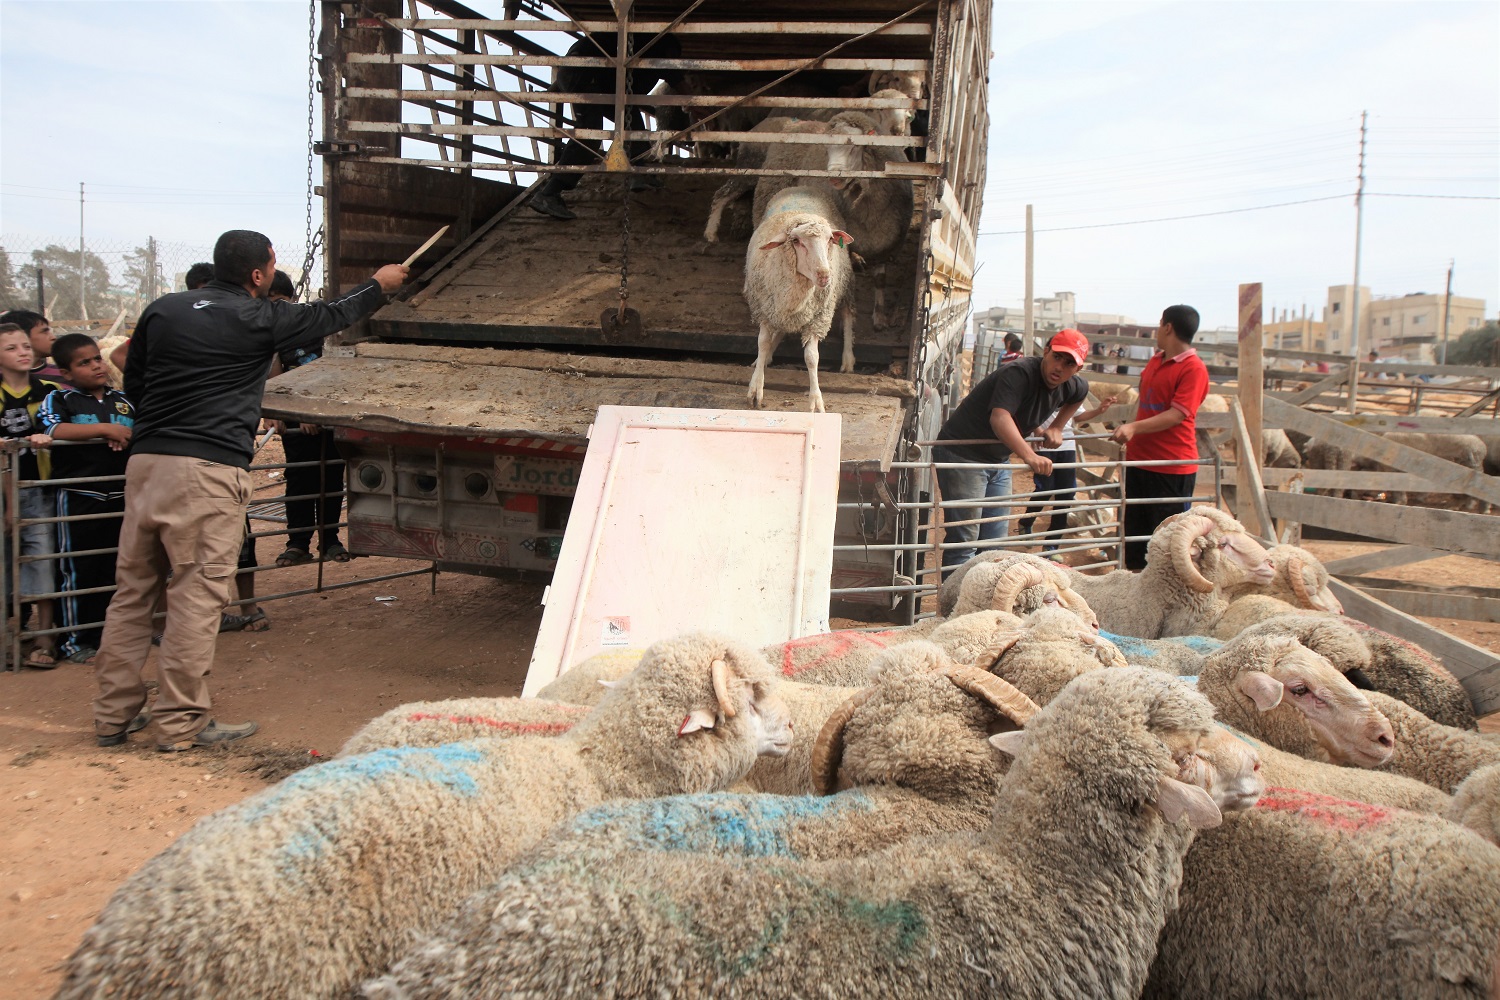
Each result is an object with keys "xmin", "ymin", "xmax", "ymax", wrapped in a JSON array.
[
  {"xmin": 948, "ymin": 554, "xmax": 1101, "ymax": 628},
  {"xmin": 749, "ymin": 113, "xmax": 880, "ymax": 230},
  {"xmin": 1144, "ymin": 786, "xmax": 1500, "ymax": 1000},
  {"xmin": 1367, "ymin": 690, "xmax": 1500, "ymax": 793},
  {"xmin": 1221, "ymin": 542, "xmax": 1341, "ymax": 612},
  {"xmin": 1262, "ymin": 427, "xmax": 1302, "ymax": 468},
  {"xmin": 1449, "ymin": 764, "xmax": 1500, "ymax": 846},
  {"xmin": 534, "ymin": 647, "xmax": 647, "ymax": 704},
  {"xmin": 924, "ymin": 608, "xmax": 1025, "ymax": 662},
  {"xmin": 969, "ymin": 606, "xmax": 1128, "ymax": 703},
  {"xmin": 1385, "ymin": 432, "xmax": 1488, "ymax": 512},
  {"xmin": 1064, "ymin": 505, "xmax": 1275, "ymax": 638},
  {"xmin": 338, "ymin": 696, "xmax": 592, "ymax": 757},
  {"xmin": 362, "ymin": 668, "xmax": 1225, "ymax": 1000},
  {"xmin": 743, "ymin": 184, "xmax": 854, "ymax": 413},
  {"xmin": 464, "ymin": 649, "xmax": 1039, "ymax": 873},
  {"xmin": 1099, "ymin": 631, "xmax": 1223, "ymax": 675},
  {"xmin": 1195, "ymin": 631, "xmax": 1396, "ymax": 768},
  {"xmin": 760, "ymin": 627, "xmax": 909, "ymax": 686},
  {"xmin": 97, "ymin": 332, "xmax": 129, "ymax": 389},
  {"xmin": 1214, "ymin": 608, "xmax": 1479, "ymax": 730},
  {"xmin": 938, "ymin": 549, "xmax": 1094, "ymax": 618},
  {"xmin": 56, "ymin": 634, "xmax": 793, "ymax": 1000},
  {"xmin": 1229, "ymin": 725, "xmax": 1453, "ymax": 815}
]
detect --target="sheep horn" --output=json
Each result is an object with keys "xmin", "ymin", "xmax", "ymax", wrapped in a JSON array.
[
  {"xmin": 970, "ymin": 630, "xmax": 1027, "ymax": 671},
  {"xmin": 711, "ymin": 658, "xmax": 737, "ymax": 719},
  {"xmin": 1170, "ymin": 515, "xmax": 1218, "ymax": 593},
  {"xmin": 1285, "ymin": 555, "xmax": 1316, "ymax": 609},
  {"xmin": 990, "ymin": 562, "xmax": 1048, "ymax": 614},
  {"xmin": 1080, "ymin": 633, "xmax": 1130, "ymax": 668},
  {"xmin": 809, "ymin": 687, "xmax": 878, "ymax": 795},
  {"xmin": 940, "ymin": 664, "xmax": 1040, "ymax": 725}
]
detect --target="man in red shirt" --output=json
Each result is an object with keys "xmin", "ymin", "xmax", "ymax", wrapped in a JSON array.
[{"xmin": 1110, "ymin": 305, "xmax": 1209, "ymax": 570}]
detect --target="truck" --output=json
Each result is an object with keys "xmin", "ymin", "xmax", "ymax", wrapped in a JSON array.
[{"xmin": 263, "ymin": 0, "xmax": 989, "ymax": 620}]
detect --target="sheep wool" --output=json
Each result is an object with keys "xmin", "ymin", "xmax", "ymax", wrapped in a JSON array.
[
  {"xmin": 1369, "ymin": 690, "xmax": 1500, "ymax": 793},
  {"xmin": 973, "ymin": 606, "xmax": 1128, "ymax": 704},
  {"xmin": 1231, "ymin": 727, "xmax": 1452, "ymax": 815},
  {"xmin": 534, "ymin": 648, "xmax": 647, "ymax": 705},
  {"xmin": 337, "ymin": 696, "xmax": 591, "ymax": 757},
  {"xmin": 55, "ymin": 634, "xmax": 792, "ymax": 1000},
  {"xmin": 1448, "ymin": 764, "xmax": 1500, "ymax": 847},
  {"xmin": 1100, "ymin": 631, "xmax": 1222, "ymax": 675},
  {"xmin": 364, "ymin": 669, "xmax": 1222, "ymax": 1000},
  {"xmin": 1145, "ymin": 790, "xmax": 1500, "ymax": 1000}
]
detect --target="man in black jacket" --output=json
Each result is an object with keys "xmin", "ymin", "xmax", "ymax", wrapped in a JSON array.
[{"xmin": 92, "ymin": 230, "xmax": 406, "ymax": 752}]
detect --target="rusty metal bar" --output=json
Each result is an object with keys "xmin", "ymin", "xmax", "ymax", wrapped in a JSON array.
[
  {"xmin": 384, "ymin": 19, "xmax": 934, "ymax": 34},
  {"xmin": 347, "ymin": 89, "xmax": 927, "ymax": 109},
  {"xmin": 348, "ymin": 122, "xmax": 922, "ymax": 145},
  {"xmin": 363, "ymin": 156, "xmax": 928, "ymax": 178}
]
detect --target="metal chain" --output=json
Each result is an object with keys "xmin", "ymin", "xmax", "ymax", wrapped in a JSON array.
[{"xmin": 297, "ymin": 0, "xmax": 319, "ymax": 301}]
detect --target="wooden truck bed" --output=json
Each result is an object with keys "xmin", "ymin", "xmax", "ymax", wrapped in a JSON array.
[{"xmin": 367, "ymin": 174, "xmax": 921, "ymax": 368}]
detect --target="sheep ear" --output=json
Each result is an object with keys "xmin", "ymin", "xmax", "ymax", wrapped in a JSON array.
[
  {"xmin": 1237, "ymin": 671, "xmax": 1284, "ymax": 712},
  {"xmin": 597, "ymin": 679, "xmax": 619, "ymax": 689},
  {"xmin": 677, "ymin": 709, "xmax": 717, "ymax": 736},
  {"xmin": 830, "ymin": 230, "xmax": 854, "ymax": 249},
  {"xmin": 758, "ymin": 239, "xmax": 786, "ymax": 250},
  {"xmin": 1155, "ymin": 776, "xmax": 1222, "ymax": 829},
  {"xmin": 989, "ymin": 731, "xmax": 1028, "ymax": 757}
]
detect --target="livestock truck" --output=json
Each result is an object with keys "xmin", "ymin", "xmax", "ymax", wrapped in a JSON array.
[{"xmin": 264, "ymin": 0, "xmax": 989, "ymax": 619}]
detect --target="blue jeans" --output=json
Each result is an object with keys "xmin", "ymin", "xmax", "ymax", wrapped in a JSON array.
[{"xmin": 935, "ymin": 447, "xmax": 1011, "ymax": 569}]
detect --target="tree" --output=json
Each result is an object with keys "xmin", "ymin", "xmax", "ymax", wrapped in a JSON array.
[
  {"xmin": 1444, "ymin": 322, "xmax": 1500, "ymax": 367},
  {"xmin": 15, "ymin": 244, "xmax": 113, "ymax": 320},
  {"xmin": 122, "ymin": 242, "xmax": 160, "ymax": 303},
  {"xmin": 0, "ymin": 246, "xmax": 22, "ymax": 312}
]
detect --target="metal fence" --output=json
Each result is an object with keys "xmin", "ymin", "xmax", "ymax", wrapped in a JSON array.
[
  {"xmin": 829, "ymin": 437, "xmax": 1223, "ymax": 618},
  {"xmin": 0, "ymin": 438, "xmax": 433, "ymax": 671}
]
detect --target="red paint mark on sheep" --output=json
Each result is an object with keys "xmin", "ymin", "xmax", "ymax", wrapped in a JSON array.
[
  {"xmin": 1255, "ymin": 786, "xmax": 1391, "ymax": 832},
  {"xmin": 404, "ymin": 712, "xmax": 579, "ymax": 735},
  {"xmin": 779, "ymin": 631, "xmax": 891, "ymax": 677}
]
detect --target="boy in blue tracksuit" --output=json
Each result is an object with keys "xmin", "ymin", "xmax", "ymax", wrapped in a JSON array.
[{"xmin": 38, "ymin": 334, "xmax": 134, "ymax": 662}]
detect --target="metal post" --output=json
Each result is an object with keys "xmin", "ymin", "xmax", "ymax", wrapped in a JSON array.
[
  {"xmin": 1023, "ymin": 203, "xmax": 1034, "ymax": 354},
  {"xmin": 8, "ymin": 450, "xmax": 21, "ymax": 670},
  {"xmin": 78, "ymin": 182, "xmax": 87, "ymax": 321},
  {"xmin": 1344, "ymin": 110, "xmax": 1367, "ymax": 413},
  {"xmin": 1115, "ymin": 458, "xmax": 1128, "ymax": 569},
  {"xmin": 1440, "ymin": 260, "xmax": 1454, "ymax": 364},
  {"xmin": 35, "ymin": 267, "xmax": 44, "ymax": 313}
]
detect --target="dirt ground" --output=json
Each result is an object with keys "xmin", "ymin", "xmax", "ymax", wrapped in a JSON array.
[{"xmin": 4, "ymin": 531, "xmax": 1498, "ymax": 997}]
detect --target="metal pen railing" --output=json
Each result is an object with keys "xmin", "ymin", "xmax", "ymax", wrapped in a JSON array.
[{"xmin": 0, "ymin": 439, "xmax": 437, "ymax": 670}]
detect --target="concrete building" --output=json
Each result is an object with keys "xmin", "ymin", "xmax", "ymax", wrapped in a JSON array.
[{"xmin": 1318, "ymin": 285, "xmax": 1487, "ymax": 361}]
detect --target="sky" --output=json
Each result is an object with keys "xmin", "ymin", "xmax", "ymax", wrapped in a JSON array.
[{"xmin": 1, "ymin": 1, "xmax": 1496, "ymax": 330}]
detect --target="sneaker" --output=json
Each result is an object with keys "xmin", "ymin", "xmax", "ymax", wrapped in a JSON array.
[
  {"xmin": 96, "ymin": 711, "xmax": 153, "ymax": 748},
  {"xmin": 157, "ymin": 719, "xmax": 259, "ymax": 753},
  {"xmin": 528, "ymin": 191, "xmax": 576, "ymax": 220}
]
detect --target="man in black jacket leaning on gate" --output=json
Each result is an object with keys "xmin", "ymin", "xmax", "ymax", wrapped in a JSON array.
[{"xmin": 91, "ymin": 230, "xmax": 407, "ymax": 752}]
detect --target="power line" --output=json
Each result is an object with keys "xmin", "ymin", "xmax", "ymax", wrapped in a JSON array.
[
  {"xmin": 1366, "ymin": 192, "xmax": 1500, "ymax": 201},
  {"xmin": 977, "ymin": 195, "xmax": 1348, "ymax": 236}
]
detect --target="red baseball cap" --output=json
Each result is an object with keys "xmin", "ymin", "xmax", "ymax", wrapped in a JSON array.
[{"xmin": 1049, "ymin": 328, "xmax": 1090, "ymax": 366}]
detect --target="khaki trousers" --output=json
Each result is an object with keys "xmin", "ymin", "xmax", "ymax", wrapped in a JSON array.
[{"xmin": 93, "ymin": 454, "xmax": 251, "ymax": 742}]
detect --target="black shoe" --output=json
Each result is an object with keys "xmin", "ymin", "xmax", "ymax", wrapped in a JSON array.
[
  {"xmin": 529, "ymin": 191, "xmax": 576, "ymax": 220},
  {"xmin": 96, "ymin": 711, "xmax": 153, "ymax": 748},
  {"xmin": 157, "ymin": 719, "xmax": 258, "ymax": 753}
]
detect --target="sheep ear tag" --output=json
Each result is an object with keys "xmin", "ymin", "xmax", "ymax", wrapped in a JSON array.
[
  {"xmin": 1237, "ymin": 671, "xmax": 1285, "ymax": 712},
  {"xmin": 831, "ymin": 231, "xmax": 854, "ymax": 250},
  {"xmin": 988, "ymin": 731, "xmax": 1028, "ymax": 757},
  {"xmin": 678, "ymin": 709, "xmax": 717, "ymax": 737},
  {"xmin": 1156, "ymin": 777, "xmax": 1222, "ymax": 830}
]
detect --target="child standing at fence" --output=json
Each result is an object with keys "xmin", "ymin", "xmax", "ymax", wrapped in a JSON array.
[
  {"xmin": 0, "ymin": 322, "xmax": 61, "ymax": 667},
  {"xmin": 38, "ymin": 334, "xmax": 134, "ymax": 663}
]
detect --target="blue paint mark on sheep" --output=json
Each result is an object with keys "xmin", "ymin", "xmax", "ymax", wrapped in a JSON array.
[
  {"xmin": 1101, "ymin": 631, "xmax": 1156, "ymax": 658},
  {"xmin": 1174, "ymin": 635, "xmax": 1223, "ymax": 652},
  {"xmin": 569, "ymin": 792, "xmax": 878, "ymax": 858}
]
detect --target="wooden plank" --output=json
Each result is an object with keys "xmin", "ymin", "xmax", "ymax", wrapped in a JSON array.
[
  {"xmin": 1278, "ymin": 369, "xmax": 1350, "ymax": 406},
  {"xmin": 1262, "ymin": 491, "xmax": 1500, "ymax": 556},
  {"xmin": 1340, "ymin": 574, "xmax": 1500, "ymax": 623},
  {"xmin": 354, "ymin": 342, "xmax": 918, "ymax": 398},
  {"xmin": 1195, "ymin": 408, "xmax": 1500, "ymax": 437},
  {"xmin": 1237, "ymin": 283, "xmax": 1264, "ymax": 504},
  {"xmin": 1264, "ymin": 395, "xmax": 1500, "ymax": 508},
  {"xmin": 1328, "ymin": 579, "xmax": 1500, "ymax": 713},
  {"xmin": 1456, "ymin": 386, "xmax": 1500, "ymax": 418},
  {"xmin": 1324, "ymin": 545, "xmax": 1445, "ymax": 575},
  {"xmin": 1229, "ymin": 398, "xmax": 1271, "ymax": 539},
  {"xmin": 1220, "ymin": 468, "xmax": 1467, "ymax": 493},
  {"xmin": 262, "ymin": 355, "xmax": 906, "ymax": 467}
]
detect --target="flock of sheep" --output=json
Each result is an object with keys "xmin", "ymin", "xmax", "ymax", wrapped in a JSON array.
[
  {"xmin": 52, "ymin": 505, "xmax": 1500, "ymax": 998},
  {"xmin": 725, "ymin": 71, "xmax": 924, "ymax": 413}
]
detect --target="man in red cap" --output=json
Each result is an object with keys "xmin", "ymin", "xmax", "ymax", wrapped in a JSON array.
[
  {"xmin": 1110, "ymin": 304, "xmax": 1210, "ymax": 569},
  {"xmin": 933, "ymin": 328, "xmax": 1091, "ymax": 573}
]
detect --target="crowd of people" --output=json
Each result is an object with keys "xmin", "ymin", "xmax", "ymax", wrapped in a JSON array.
[
  {"xmin": 935, "ymin": 305, "xmax": 1210, "ymax": 573},
  {"xmin": 1, "ymin": 230, "xmax": 406, "ymax": 754}
]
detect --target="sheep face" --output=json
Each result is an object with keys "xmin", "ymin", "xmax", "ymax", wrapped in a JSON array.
[
  {"xmin": 758, "ymin": 218, "xmax": 851, "ymax": 290},
  {"xmin": 1233, "ymin": 638, "xmax": 1395, "ymax": 768},
  {"xmin": 1191, "ymin": 727, "xmax": 1266, "ymax": 812},
  {"xmin": 868, "ymin": 88, "xmax": 914, "ymax": 136}
]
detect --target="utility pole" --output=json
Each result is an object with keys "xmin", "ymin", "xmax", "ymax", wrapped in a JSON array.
[
  {"xmin": 1440, "ymin": 260, "xmax": 1454, "ymax": 364},
  {"xmin": 1344, "ymin": 111, "xmax": 1367, "ymax": 413},
  {"xmin": 1023, "ymin": 204, "xmax": 1034, "ymax": 355},
  {"xmin": 78, "ymin": 181, "xmax": 88, "ymax": 321},
  {"xmin": 147, "ymin": 236, "xmax": 158, "ymax": 302},
  {"xmin": 35, "ymin": 267, "xmax": 44, "ymax": 314}
]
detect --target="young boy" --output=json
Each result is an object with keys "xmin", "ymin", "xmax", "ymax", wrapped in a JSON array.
[
  {"xmin": 38, "ymin": 333, "xmax": 134, "ymax": 663},
  {"xmin": 0, "ymin": 309, "xmax": 70, "ymax": 386},
  {"xmin": 0, "ymin": 322, "xmax": 61, "ymax": 666}
]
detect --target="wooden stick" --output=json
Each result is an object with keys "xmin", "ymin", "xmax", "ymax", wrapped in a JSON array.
[{"xmin": 402, "ymin": 225, "xmax": 450, "ymax": 268}]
